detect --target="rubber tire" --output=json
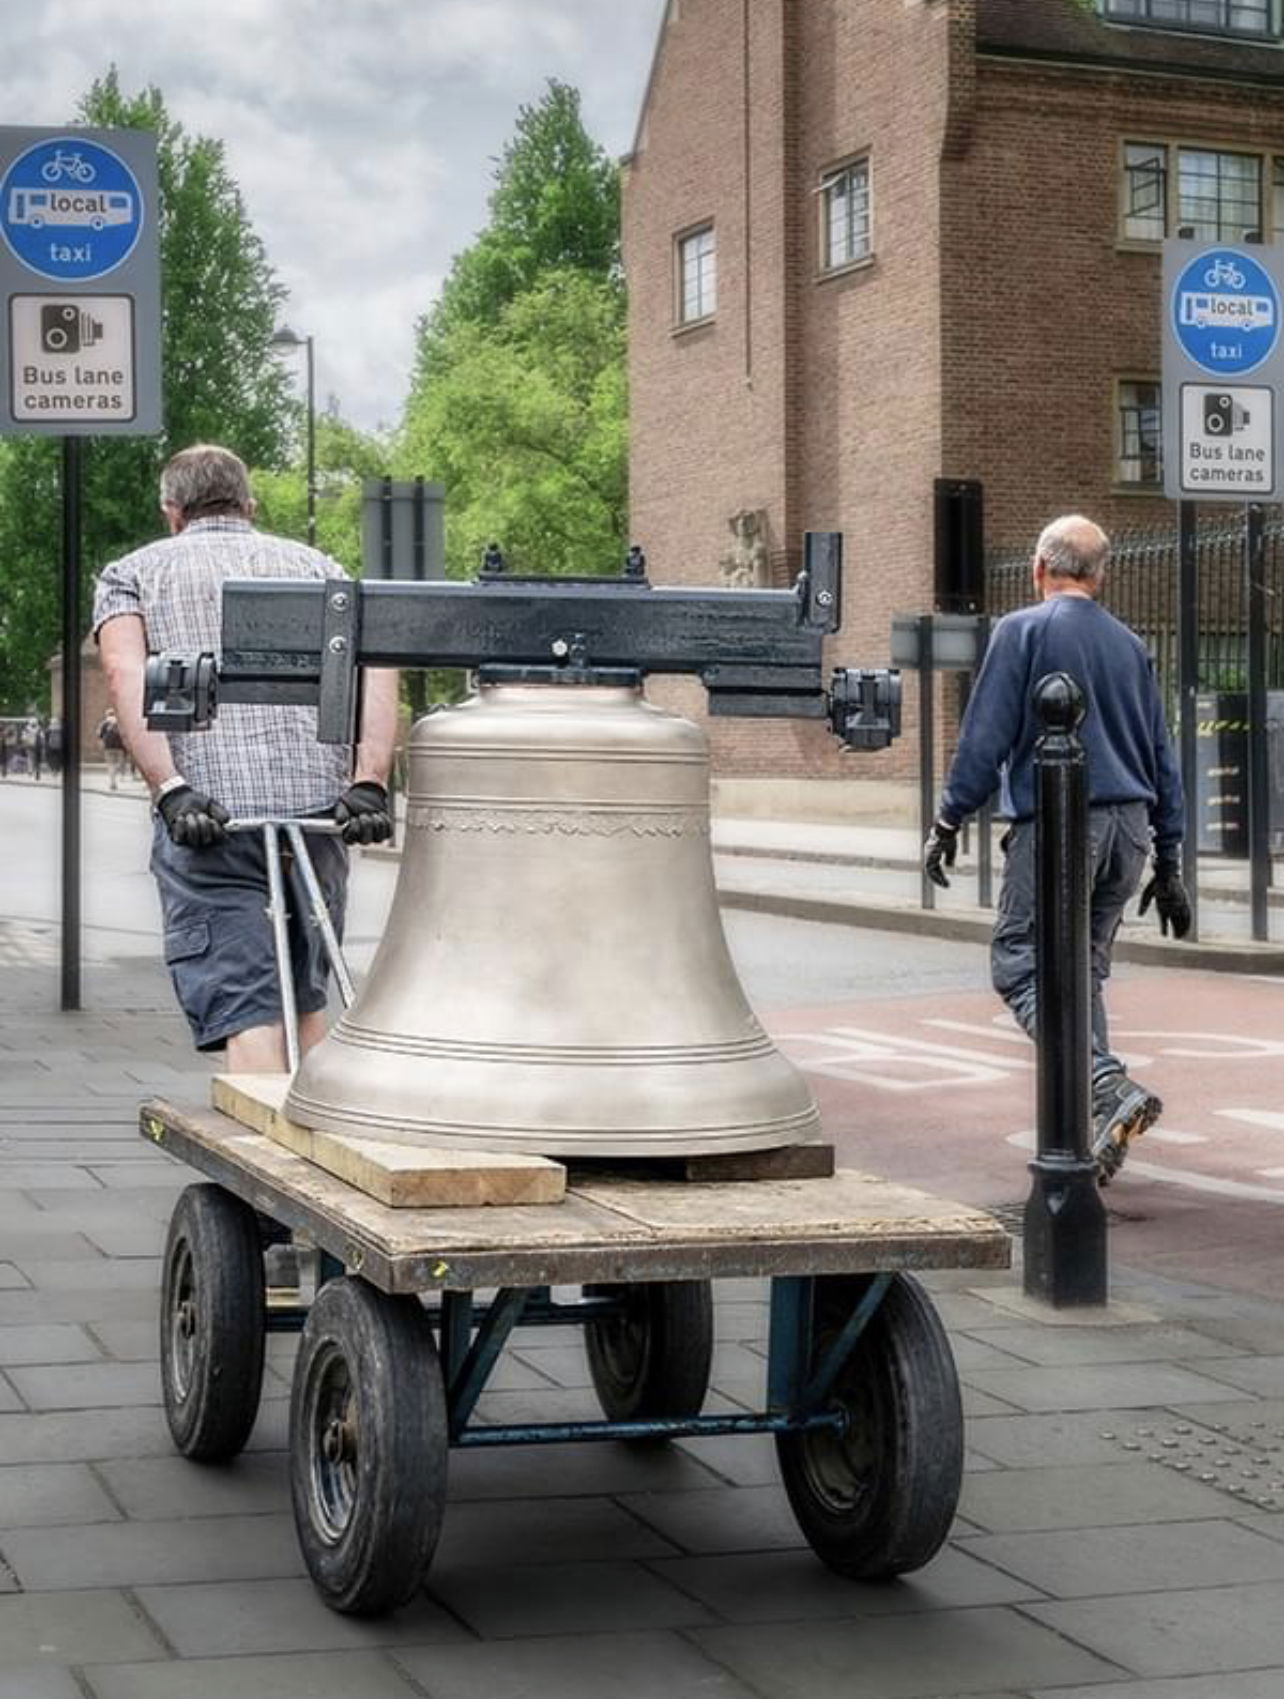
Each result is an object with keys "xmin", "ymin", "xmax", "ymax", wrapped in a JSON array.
[
  {"xmin": 160, "ymin": 1184, "xmax": 266, "ymax": 1462},
  {"xmin": 776, "ymin": 1273, "xmax": 963, "ymax": 1578},
  {"xmin": 583, "ymin": 1280, "xmax": 714, "ymax": 1422},
  {"xmin": 290, "ymin": 1276, "xmax": 447, "ymax": 1615}
]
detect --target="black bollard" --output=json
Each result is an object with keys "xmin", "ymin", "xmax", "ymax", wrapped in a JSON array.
[{"xmin": 1022, "ymin": 672, "xmax": 1107, "ymax": 1306}]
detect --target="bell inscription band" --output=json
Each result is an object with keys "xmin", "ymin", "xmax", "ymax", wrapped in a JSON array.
[{"xmin": 285, "ymin": 682, "xmax": 821, "ymax": 1157}]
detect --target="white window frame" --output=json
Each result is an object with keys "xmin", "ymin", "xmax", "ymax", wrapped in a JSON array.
[
  {"xmin": 675, "ymin": 224, "xmax": 716, "ymax": 327},
  {"xmin": 1119, "ymin": 138, "xmax": 1270, "ymax": 245},
  {"xmin": 817, "ymin": 157, "xmax": 873, "ymax": 275},
  {"xmin": 1101, "ymin": 0, "xmax": 1279, "ymax": 39},
  {"xmin": 1116, "ymin": 377, "xmax": 1164, "ymax": 488}
]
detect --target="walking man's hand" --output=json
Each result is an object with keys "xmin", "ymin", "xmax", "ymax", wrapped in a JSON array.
[
  {"xmin": 924, "ymin": 820, "xmax": 959, "ymax": 889},
  {"xmin": 1138, "ymin": 857, "xmax": 1192, "ymax": 938},
  {"xmin": 156, "ymin": 783, "xmax": 230, "ymax": 848},
  {"xmin": 334, "ymin": 781, "xmax": 393, "ymax": 846}
]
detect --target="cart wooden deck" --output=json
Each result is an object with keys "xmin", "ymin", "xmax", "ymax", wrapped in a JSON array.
[{"xmin": 141, "ymin": 1098, "xmax": 1010, "ymax": 1292}]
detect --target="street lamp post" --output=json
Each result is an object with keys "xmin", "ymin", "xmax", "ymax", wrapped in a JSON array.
[{"xmin": 270, "ymin": 324, "xmax": 316, "ymax": 547}]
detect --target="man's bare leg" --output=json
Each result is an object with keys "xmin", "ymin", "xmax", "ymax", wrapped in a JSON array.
[{"xmin": 225, "ymin": 1009, "xmax": 329, "ymax": 1074}]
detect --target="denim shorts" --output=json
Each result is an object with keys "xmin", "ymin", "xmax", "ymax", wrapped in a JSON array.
[{"xmin": 150, "ymin": 819, "xmax": 349, "ymax": 1051}]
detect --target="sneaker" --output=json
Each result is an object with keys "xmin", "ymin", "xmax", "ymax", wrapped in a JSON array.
[{"xmin": 1092, "ymin": 1072, "xmax": 1163, "ymax": 1185}]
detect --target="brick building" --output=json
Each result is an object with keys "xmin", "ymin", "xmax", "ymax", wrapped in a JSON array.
[{"xmin": 622, "ymin": 0, "xmax": 1284, "ymax": 791}]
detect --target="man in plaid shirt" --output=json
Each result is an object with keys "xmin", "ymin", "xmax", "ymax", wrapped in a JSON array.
[{"xmin": 94, "ymin": 443, "xmax": 399, "ymax": 1071}]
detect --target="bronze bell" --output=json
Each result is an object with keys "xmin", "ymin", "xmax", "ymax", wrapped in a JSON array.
[{"xmin": 284, "ymin": 682, "xmax": 820, "ymax": 1157}]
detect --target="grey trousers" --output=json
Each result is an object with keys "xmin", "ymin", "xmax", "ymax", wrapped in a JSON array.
[{"xmin": 990, "ymin": 801, "xmax": 1151, "ymax": 1079}]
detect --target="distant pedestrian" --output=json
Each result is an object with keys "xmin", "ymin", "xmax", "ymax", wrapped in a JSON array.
[
  {"xmin": 97, "ymin": 707, "xmax": 127, "ymax": 789},
  {"xmin": 29, "ymin": 719, "xmax": 44, "ymax": 781},
  {"xmin": 45, "ymin": 718, "xmax": 62, "ymax": 776},
  {"xmin": 923, "ymin": 514, "xmax": 1190, "ymax": 1182}
]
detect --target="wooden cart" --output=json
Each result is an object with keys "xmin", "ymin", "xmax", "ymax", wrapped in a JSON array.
[{"xmin": 141, "ymin": 1099, "xmax": 1009, "ymax": 1617}]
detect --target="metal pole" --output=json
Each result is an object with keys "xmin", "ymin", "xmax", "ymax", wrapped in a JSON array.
[
  {"xmin": 1023, "ymin": 672, "xmax": 1107, "ymax": 1307},
  {"xmin": 1177, "ymin": 502, "xmax": 1199, "ymax": 942},
  {"xmin": 918, "ymin": 614, "xmax": 935, "ymax": 911},
  {"xmin": 304, "ymin": 335, "xmax": 316, "ymax": 548},
  {"xmin": 262, "ymin": 823, "xmax": 300, "ymax": 1073},
  {"xmin": 975, "ymin": 616, "xmax": 994, "ymax": 908},
  {"xmin": 1246, "ymin": 503, "xmax": 1269, "ymax": 941},
  {"xmin": 60, "ymin": 436, "xmax": 82, "ymax": 1013}
]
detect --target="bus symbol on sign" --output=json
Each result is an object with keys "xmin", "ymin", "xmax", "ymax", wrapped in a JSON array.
[
  {"xmin": 1171, "ymin": 247, "xmax": 1281, "ymax": 379},
  {"xmin": 8, "ymin": 187, "xmax": 134, "ymax": 231}
]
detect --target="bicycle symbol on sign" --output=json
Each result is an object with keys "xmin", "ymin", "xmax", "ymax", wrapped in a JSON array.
[
  {"xmin": 1204, "ymin": 258, "xmax": 1246, "ymax": 290},
  {"xmin": 39, "ymin": 151, "xmax": 96, "ymax": 185}
]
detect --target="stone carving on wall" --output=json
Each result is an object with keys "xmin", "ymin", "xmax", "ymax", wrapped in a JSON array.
[{"xmin": 719, "ymin": 508, "xmax": 770, "ymax": 589}]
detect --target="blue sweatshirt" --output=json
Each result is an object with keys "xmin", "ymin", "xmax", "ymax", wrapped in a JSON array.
[{"xmin": 939, "ymin": 595, "xmax": 1183, "ymax": 852}]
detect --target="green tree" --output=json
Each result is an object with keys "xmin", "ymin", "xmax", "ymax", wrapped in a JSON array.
[
  {"xmin": 0, "ymin": 68, "xmax": 293, "ymax": 710},
  {"xmin": 400, "ymin": 80, "xmax": 626, "ymax": 581},
  {"xmin": 252, "ymin": 403, "xmax": 392, "ymax": 575}
]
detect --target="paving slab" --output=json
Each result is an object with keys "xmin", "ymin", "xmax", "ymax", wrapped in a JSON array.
[
  {"xmin": 0, "ymin": 1288, "xmax": 159, "ymax": 1325},
  {"xmin": 690, "ymin": 1606, "xmax": 1120, "ymax": 1698},
  {"xmin": 445, "ymin": 1436, "xmax": 723, "ymax": 1500},
  {"xmin": 96, "ymin": 1451, "xmax": 290, "ymax": 1520},
  {"xmin": 0, "ymin": 1670, "xmax": 85, "ymax": 1699},
  {"xmin": 7, "ymin": 1362, "xmax": 165, "ymax": 1411},
  {"xmin": 395, "ymin": 1630, "xmax": 761, "ymax": 1699},
  {"xmin": 965, "ymin": 1408, "xmax": 1190, "ymax": 1469},
  {"xmin": 958, "ymin": 1460, "xmax": 1240, "ymax": 1532},
  {"xmin": 3, "ymin": 1512, "xmax": 305, "ymax": 1590},
  {"xmin": 0, "ymin": 1375, "xmax": 21, "ymax": 1414},
  {"xmin": 0, "ymin": 1589, "xmax": 166, "ymax": 1667},
  {"xmin": 133, "ymin": 1576, "xmax": 465, "ymax": 1657},
  {"xmin": 963, "ymin": 1362, "xmax": 1257, "ymax": 1413},
  {"xmin": 961, "ymin": 1516, "xmax": 1284, "ymax": 1597},
  {"xmin": 1033, "ymin": 1674, "xmax": 1284, "ymax": 1699},
  {"xmin": 83, "ymin": 1650, "xmax": 423, "ymax": 1699},
  {"xmin": 1025, "ymin": 1579, "xmax": 1284, "ymax": 1678},
  {"xmin": 0, "ymin": 1407, "xmax": 179, "ymax": 1465},
  {"xmin": 0, "ymin": 1462, "xmax": 121, "ymax": 1528},
  {"xmin": 0, "ymin": 1232, "xmax": 108, "ymax": 1262},
  {"xmin": 620, "ymin": 1483, "xmax": 807, "ymax": 1554},
  {"xmin": 427, "ymin": 1558, "xmax": 715, "ymax": 1638},
  {"xmin": 649, "ymin": 1545, "xmax": 1042, "ymax": 1621},
  {"xmin": 1187, "ymin": 1355, "xmax": 1284, "ymax": 1398},
  {"xmin": 434, "ymin": 1496, "xmax": 679, "ymax": 1568},
  {"xmin": 964, "ymin": 1323, "xmax": 1249, "ymax": 1366},
  {"xmin": 6, "ymin": 1259, "xmax": 159, "ymax": 1293}
]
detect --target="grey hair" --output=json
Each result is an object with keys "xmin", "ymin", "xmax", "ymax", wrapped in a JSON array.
[
  {"xmin": 159, "ymin": 444, "xmax": 252, "ymax": 521},
  {"xmin": 1035, "ymin": 514, "xmax": 1110, "ymax": 583}
]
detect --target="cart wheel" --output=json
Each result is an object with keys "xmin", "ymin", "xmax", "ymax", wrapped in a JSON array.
[
  {"xmin": 290, "ymin": 1276, "xmax": 447, "ymax": 1615},
  {"xmin": 160, "ymin": 1183, "xmax": 266, "ymax": 1462},
  {"xmin": 583, "ymin": 1280, "xmax": 714, "ymax": 1422},
  {"xmin": 777, "ymin": 1273, "xmax": 962, "ymax": 1578}
]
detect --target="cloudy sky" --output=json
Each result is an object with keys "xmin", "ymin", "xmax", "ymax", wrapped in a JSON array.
[{"xmin": 1, "ymin": 0, "xmax": 667, "ymax": 432}]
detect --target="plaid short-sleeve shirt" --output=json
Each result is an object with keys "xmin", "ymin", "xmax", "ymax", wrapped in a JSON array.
[{"xmin": 92, "ymin": 517, "xmax": 353, "ymax": 818}]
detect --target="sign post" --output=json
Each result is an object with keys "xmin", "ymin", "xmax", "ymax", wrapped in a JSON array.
[{"xmin": 0, "ymin": 126, "xmax": 162, "ymax": 1009}]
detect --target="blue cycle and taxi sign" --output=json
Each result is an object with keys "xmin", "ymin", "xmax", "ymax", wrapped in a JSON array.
[
  {"xmin": 1171, "ymin": 248, "xmax": 1280, "ymax": 378},
  {"xmin": 0, "ymin": 126, "xmax": 159, "ymax": 436},
  {"xmin": 0, "ymin": 136, "xmax": 144, "ymax": 282}
]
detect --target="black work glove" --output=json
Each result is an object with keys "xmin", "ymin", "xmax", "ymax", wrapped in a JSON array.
[
  {"xmin": 1138, "ymin": 857, "xmax": 1192, "ymax": 939},
  {"xmin": 923, "ymin": 819, "xmax": 959, "ymax": 889},
  {"xmin": 156, "ymin": 784, "xmax": 230, "ymax": 848},
  {"xmin": 334, "ymin": 780, "xmax": 392, "ymax": 846}
]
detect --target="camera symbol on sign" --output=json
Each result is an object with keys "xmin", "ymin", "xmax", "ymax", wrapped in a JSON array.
[
  {"xmin": 39, "ymin": 302, "xmax": 104, "ymax": 355},
  {"xmin": 1204, "ymin": 392, "xmax": 1252, "ymax": 437}
]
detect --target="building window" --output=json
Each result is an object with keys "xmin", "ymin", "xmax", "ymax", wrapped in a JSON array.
[
  {"xmin": 819, "ymin": 159, "xmax": 872, "ymax": 272},
  {"xmin": 676, "ymin": 225, "xmax": 716, "ymax": 325},
  {"xmin": 1117, "ymin": 380, "xmax": 1163, "ymax": 486},
  {"xmin": 1274, "ymin": 156, "xmax": 1284, "ymax": 238},
  {"xmin": 1102, "ymin": 0, "xmax": 1278, "ymax": 38},
  {"xmin": 1120, "ymin": 141, "xmax": 1265, "ymax": 242}
]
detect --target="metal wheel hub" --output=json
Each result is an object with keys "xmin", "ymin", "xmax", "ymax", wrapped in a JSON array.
[
  {"xmin": 167, "ymin": 1242, "xmax": 198, "ymax": 1401},
  {"xmin": 307, "ymin": 1343, "xmax": 360, "ymax": 1543}
]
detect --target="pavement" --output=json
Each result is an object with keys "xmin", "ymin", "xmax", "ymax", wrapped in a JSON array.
[{"xmin": 2, "ymin": 773, "xmax": 1283, "ymax": 1697}]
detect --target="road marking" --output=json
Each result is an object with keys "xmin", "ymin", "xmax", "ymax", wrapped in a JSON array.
[
  {"xmin": 1215, "ymin": 1108, "xmax": 1284, "ymax": 1133},
  {"xmin": 923, "ymin": 1018, "xmax": 1030, "ymax": 1046},
  {"xmin": 780, "ymin": 1027, "xmax": 1028, "ymax": 1091},
  {"xmin": 1005, "ymin": 1131, "xmax": 1284, "ymax": 1203},
  {"xmin": 1008, "ymin": 1127, "xmax": 1207, "ymax": 1149},
  {"xmin": 1113, "ymin": 1030, "xmax": 1284, "ymax": 1060}
]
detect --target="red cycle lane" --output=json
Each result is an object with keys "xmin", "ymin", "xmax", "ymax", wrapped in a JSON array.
[{"xmin": 765, "ymin": 967, "xmax": 1284, "ymax": 1303}]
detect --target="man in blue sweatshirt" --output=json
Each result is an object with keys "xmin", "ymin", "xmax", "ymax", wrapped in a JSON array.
[{"xmin": 924, "ymin": 514, "xmax": 1190, "ymax": 1181}]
